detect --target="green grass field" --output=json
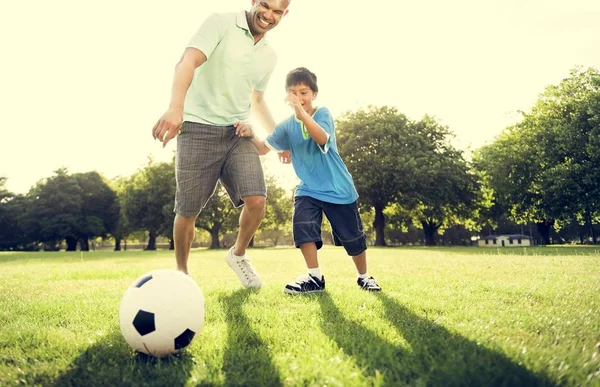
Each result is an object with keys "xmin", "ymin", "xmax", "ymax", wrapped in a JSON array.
[{"xmin": 1, "ymin": 246, "xmax": 599, "ymax": 386}]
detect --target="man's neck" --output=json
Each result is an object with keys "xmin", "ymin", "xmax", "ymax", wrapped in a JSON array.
[{"xmin": 246, "ymin": 11, "xmax": 265, "ymax": 44}]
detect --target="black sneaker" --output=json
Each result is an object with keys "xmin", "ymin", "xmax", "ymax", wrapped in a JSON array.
[
  {"xmin": 284, "ymin": 274, "xmax": 325, "ymax": 294},
  {"xmin": 357, "ymin": 276, "xmax": 381, "ymax": 291}
]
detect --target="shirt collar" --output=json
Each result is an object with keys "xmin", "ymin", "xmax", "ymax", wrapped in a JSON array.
[{"xmin": 237, "ymin": 10, "xmax": 269, "ymax": 46}]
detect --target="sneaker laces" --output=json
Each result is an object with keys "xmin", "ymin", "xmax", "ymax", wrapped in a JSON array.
[
  {"xmin": 294, "ymin": 274, "xmax": 312, "ymax": 284},
  {"xmin": 363, "ymin": 277, "xmax": 378, "ymax": 288},
  {"xmin": 292, "ymin": 274, "xmax": 323, "ymax": 286},
  {"xmin": 235, "ymin": 257, "xmax": 259, "ymax": 280}
]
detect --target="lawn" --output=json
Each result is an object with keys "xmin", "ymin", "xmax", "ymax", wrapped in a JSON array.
[{"xmin": 0, "ymin": 246, "xmax": 599, "ymax": 386}]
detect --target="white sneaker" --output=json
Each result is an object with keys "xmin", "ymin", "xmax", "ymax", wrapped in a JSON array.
[{"xmin": 225, "ymin": 247, "xmax": 262, "ymax": 288}]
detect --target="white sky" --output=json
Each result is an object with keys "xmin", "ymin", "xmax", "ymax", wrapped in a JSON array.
[{"xmin": 1, "ymin": 0, "xmax": 599, "ymax": 194}]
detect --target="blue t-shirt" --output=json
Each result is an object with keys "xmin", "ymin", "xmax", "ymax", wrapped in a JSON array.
[{"xmin": 265, "ymin": 107, "xmax": 358, "ymax": 204}]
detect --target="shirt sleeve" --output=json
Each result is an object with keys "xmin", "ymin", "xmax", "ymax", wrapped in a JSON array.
[
  {"xmin": 265, "ymin": 121, "xmax": 290, "ymax": 152},
  {"xmin": 314, "ymin": 108, "xmax": 335, "ymax": 154},
  {"xmin": 186, "ymin": 13, "xmax": 228, "ymax": 59}
]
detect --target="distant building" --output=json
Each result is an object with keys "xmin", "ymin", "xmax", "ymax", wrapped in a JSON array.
[{"xmin": 477, "ymin": 234, "xmax": 533, "ymax": 247}]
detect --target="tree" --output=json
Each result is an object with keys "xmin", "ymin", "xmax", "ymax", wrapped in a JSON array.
[
  {"xmin": 258, "ymin": 175, "xmax": 293, "ymax": 246},
  {"xmin": 195, "ymin": 185, "xmax": 239, "ymax": 249},
  {"xmin": 23, "ymin": 169, "xmax": 84, "ymax": 250},
  {"xmin": 474, "ymin": 67, "xmax": 600, "ymax": 244},
  {"xmin": 406, "ymin": 116, "xmax": 479, "ymax": 245},
  {"xmin": 336, "ymin": 106, "xmax": 417, "ymax": 246},
  {"xmin": 72, "ymin": 172, "xmax": 120, "ymax": 251},
  {"xmin": 110, "ymin": 177, "xmax": 134, "ymax": 251},
  {"xmin": 0, "ymin": 177, "xmax": 29, "ymax": 250},
  {"xmin": 123, "ymin": 159, "xmax": 176, "ymax": 250}
]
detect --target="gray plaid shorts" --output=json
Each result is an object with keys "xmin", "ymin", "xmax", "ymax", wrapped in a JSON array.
[{"xmin": 174, "ymin": 121, "xmax": 266, "ymax": 217}]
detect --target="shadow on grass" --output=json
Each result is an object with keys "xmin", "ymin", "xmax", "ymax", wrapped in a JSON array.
[
  {"xmin": 219, "ymin": 289, "xmax": 282, "ymax": 387},
  {"xmin": 51, "ymin": 330, "xmax": 194, "ymax": 387},
  {"xmin": 317, "ymin": 292, "xmax": 553, "ymax": 386}
]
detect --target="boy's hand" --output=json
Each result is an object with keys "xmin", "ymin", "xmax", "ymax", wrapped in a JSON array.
[
  {"xmin": 285, "ymin": 93, "xmax": 305, "ymax": 117},
  {"xmin": 234, "ymin": 122, "xmax": 254, "ymax": 138},
  {"xmin": 278, "ymin": 150, "xmax": 291, "ymax": 164}
]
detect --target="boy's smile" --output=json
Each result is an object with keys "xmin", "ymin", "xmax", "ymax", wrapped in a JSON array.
[{"xmin": 287, "ymin": 83, "xmax": 318, "ymax": 116}]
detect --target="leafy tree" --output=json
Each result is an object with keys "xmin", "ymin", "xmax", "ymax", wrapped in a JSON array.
[
  {"xmin": 22, "ymin": 169, "xmax": 83, "ymax": 250},
  {"xmin": 195, "ymin": 185, "xmax": 240, "ymax": 249},
  {"xmin": 258, "ymin": 175, "xmax": 293, "ymax": 246},
  {"xmin": 406, "ymin": 116, "xmax": 479, "ymax": 245},
  {"xmin": 336, "ymin": 106, "xmax": 417, "ymax": 245},
  {"xmin": 110, "ymin": 177, "xmax": 134, "ymax": 251},
  {"xmin": 72, "ymin": 172, "xmax": 120, "ymax": 251},
  {"xmin": 123, "ymin": 160, "xmax": 176, "ymax": 250},
  {"xmin": 0, "ymin": 177, "xmax": 29, "ymax": 250},
  {"xmin": 475, "ymin": 67, "xmax": 600, "ymax": 244}
]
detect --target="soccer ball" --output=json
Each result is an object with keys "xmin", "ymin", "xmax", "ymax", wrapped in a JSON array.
[{"xmin": 119, "ymin": 269, "xmax": 205, "ymax": 358}]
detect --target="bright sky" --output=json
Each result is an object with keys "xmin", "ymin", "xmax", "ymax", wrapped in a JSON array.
[{"xmin": 1, "ymin": 0, "xmax": 599, "ymax": 194}]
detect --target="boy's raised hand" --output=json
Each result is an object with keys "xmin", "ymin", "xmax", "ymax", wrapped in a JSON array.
[
  {"xmin": 285, "ymin": 93, "xmax": 305, "ymax": 117},
  {"xmin": 234, "ymin": 121, "xmax": 254, "ymax": 138}
]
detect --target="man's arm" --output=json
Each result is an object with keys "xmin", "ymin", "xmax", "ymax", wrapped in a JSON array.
[
  {"xmin": 251, "ymin": 90, "xmax": 277, "ymax": 133},
  {"xmin": 152, "ymin": 48, "xmax": 207, "ymax": 147}
]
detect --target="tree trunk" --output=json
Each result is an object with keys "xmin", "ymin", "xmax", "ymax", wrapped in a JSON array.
[
  {"xmin": 209, "ymin": 226, "xmax": 220, "ymax": 249},
  {"xmin": 169, "ymin": 239, "xmax": 174, "ymax": 250},
  {"xmin": 79, "ymin": 238, "xmax": 89, "ymax": 251},
  {"xmin": 373, "ymin": 204, "xmax": 386, "ymax": 246},
  {"xmin": 585, "ymin": 206, "xmax": 597, "ymax": 244},
  {"xmin": 421, "ymin": 220, "xmax": 439, "ymax": 246},
  {"xmin": 249, "ymin": 236, "xmax": 255, "ymax": 248},
  {"xmin": 536, "ymin": 219, "xmax": 554, "ymax": 245},
  {"xmin": 65, "ymin": 236, "xmax": 78, "ymax": 251},
  {"xmin": 146, "ymin": 230, "xmax": 157, "ymax": 250},
  {"xmin": 44, "ymin": 241, "xmax": 60, "ymax": 251},
  {"xmin": 114, "ymin": 237, "xmax": 121, "ymax": 251}
]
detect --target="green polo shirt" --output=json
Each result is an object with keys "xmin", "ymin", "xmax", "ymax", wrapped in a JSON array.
[{"xmin": 183, "ymin": 11, "xmax": 277, "ymax": 126}]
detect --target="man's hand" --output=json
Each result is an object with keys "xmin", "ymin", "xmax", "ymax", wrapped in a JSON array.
[
  {"xmin": 278, "ymin": 151, "xmax": 291, "ymax": 164},
  {"xmin": 234, "ymin": 122, "xmax": 254, "ymax": 138},
  {"xmin": 152, "ymin": 107, "xmax": 183, "ymax": 147}
]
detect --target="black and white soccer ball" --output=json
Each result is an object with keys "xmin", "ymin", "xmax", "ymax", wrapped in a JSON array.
[{"xmin": 119, "ymin": 269, "xmax": 205, "ymax": 358}]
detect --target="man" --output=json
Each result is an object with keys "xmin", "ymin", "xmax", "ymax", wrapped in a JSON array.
[{"xmin": 152, "ymin": 0, "xmax": 291, "ymax": 288}]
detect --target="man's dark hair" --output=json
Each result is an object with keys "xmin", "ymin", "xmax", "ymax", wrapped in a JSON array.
[{"xmin": 285, "ymin": 67, "xmax": 318, "ymax": 92}]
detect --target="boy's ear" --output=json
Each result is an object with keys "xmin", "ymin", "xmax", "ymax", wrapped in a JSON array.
[{"xmin": 313, "ymin": 92, "xmax": 318, "ymax": 100}]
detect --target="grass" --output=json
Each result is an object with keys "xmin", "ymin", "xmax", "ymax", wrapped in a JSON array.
[{"xmin": 0, "ymin": 246, "xmax": 599, "ymax": 386}]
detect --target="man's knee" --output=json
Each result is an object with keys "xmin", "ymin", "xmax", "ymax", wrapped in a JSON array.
[
  {"xmin": 243, "ymin": 195, "xmax": 266, "ymax": 216},
  {"xmin": 175, "ymin": 213, "xmax": 198, "ymax": 228}
]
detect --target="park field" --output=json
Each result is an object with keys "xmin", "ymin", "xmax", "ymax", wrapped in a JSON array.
[{"xmin": 0, "ymin": 246, "xmax": 599, "ymax": 386}]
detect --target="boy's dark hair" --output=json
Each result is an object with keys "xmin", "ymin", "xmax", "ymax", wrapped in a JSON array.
[{"xmin": 285, "ymin": 67, "xmax": 318, "ymax": 92}]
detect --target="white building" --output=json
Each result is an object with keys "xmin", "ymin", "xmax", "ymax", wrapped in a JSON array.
[{"xmin": 477, "ymin": 234, "xmax": 533, "ymax": 247}]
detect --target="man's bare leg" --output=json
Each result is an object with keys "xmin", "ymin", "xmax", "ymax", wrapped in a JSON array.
[
  {"xmin": 174, "ymin": 214, "xmax": 197, "ymax": 274},
  {"xmin": 233, "ymin": 195, "xmax": 265, "ymax": 256}
]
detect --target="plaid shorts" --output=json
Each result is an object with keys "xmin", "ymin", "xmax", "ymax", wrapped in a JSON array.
[{"xmin": 174, "ymin": 121, "xmax": 266, "ymax": 217}]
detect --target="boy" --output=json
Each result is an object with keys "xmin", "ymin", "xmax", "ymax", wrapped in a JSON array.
[{"xmin": 236, "ymin": 67, "xmax": 381, "ymax": 294}]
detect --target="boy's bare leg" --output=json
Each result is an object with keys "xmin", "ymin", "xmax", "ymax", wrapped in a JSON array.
[
  {"xmin": 284, "ymin": 242, "xmax": 325, "ymax": 294},
  {"xmin": 351, "ymin": 250, "xmax": 367, "ymax": 275},
  {"xmin": 299, "ymin": 242, "xmax": 319, "ymax": 269},
  {"xmin": 174, "ymin": 214, "xmax": 197, "ymax": 274}
]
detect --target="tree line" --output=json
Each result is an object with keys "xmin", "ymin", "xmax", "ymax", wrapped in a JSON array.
[{"xmin": 0, "ymin": 67, "xmax": 598, "ymax": 250}]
